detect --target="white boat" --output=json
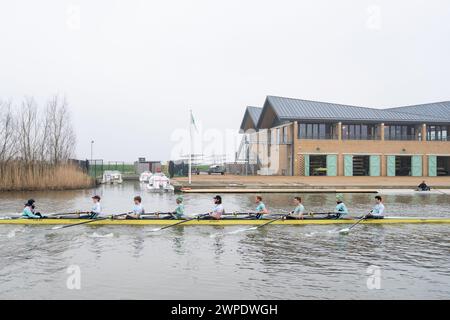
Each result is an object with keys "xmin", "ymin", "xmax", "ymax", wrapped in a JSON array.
[
  {"xmin": 101, "ymin": 170, "xmax": 123, "ymax": 184},
  {"xmin": 139, "ymin": 171, "xmax": 153, "ymax": 183},
  {"xmin": 147, "ymin": 173, "xmax": 175, "ymax": 192}
]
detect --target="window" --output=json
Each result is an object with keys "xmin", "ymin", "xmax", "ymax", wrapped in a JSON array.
[
  {"xmin": 427, "ymin": 125, "xmax": 449, "ymax": 141},
  {"xmin": 384, "ymin": 125, "xmax": 418, "ymax": 141},
  {"xmin": 298, "ymin": 123, "xmax": 335, "ymax": 139},
  {"xmin": 342, "ymin": 124, "xmax": 377, "ymax": 140},
  {"xmin": 282, "ymin": 126, "xmax": 288, "ymax": 143}
]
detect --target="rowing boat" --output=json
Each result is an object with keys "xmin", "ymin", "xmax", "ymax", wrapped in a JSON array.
[{"xmin": 0, "ymin": 217, "xmax": 449, "ymax": 226}]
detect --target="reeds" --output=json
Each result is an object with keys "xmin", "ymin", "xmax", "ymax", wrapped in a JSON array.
[{"xmin": 0, "ymin": 162, "xmax": 95, "ymax": 191}]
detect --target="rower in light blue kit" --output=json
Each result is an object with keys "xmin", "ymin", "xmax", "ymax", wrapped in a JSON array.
[
  {"xmin": 366, "ymin": 196, "xmax": 385, "ymax": 219},
  {"xmin": 172, "ymin": 196, "xmax": 185, "ymax": 219},
  {"xmin": 208, "ymin": 195, "xmax": 225, "ymax": 220},
  {"xmin": 288, "ymin": 197, "xmax": 305, "ymax": 219},
  {"xmin": 334, "ymin": 194, "xmax": 349, "ymax": 219},
  {"xmin": 116, "ymin": 196, "xmax": 145, "ymax": 220},
  {"xmin": 79, "ymin": 195, "xmax": 102, "ymax": 219},
  {"xmin": 255, "ymin": 195, "xmax": 269, "ymax": 219}
]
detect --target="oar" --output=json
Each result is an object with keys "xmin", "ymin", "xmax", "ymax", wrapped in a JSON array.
[
  {"xmin": 338, "ymin": 214, "xmax": 369, "ymax": 235},
  {"xmin": 227, "ymin": 214, "xmax": 290, "ymax": 234},
  {"xmin": 149, "ymin": 213, "xmax": 209, "ymax": 232},
  {"xmin": 51, "ymin": 212, "xmax": 130, "ymax": 230}
]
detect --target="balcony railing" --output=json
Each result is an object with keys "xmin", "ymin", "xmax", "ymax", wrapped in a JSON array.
[
  {"xmin": 298, "ymin": 134, "xmax": 337, "ymax": 140},
  {"xmin": 384, "ymin": 135, "xmax": 420, "ymax": 141},
  {"xmin": 342, "ymin": 135, "xmax": 379, "ymax": 141}
]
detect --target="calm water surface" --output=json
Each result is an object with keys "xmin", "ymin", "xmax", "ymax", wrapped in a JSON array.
[{"xmin": 0, "ymin": 182, "xmax": 449, "ymax": 299}]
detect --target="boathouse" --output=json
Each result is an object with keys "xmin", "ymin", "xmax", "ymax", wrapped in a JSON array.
[{"xmin": 238, "ymin": 96, "xmax": 450, "ymax": 177}]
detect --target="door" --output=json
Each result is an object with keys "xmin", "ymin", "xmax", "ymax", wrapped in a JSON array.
[
  {"xmin": 326, "ymin": 155, "xmax": 337, "ymax": 176},
  {"xmin": 428, "ymin": 155, "xmax": 437, "ymax": 177},
  {"xmin": 304, "ymin": 155, "xmax": 310, "ymax": 176},
  {"xmin": 411, "ymin": 155, "xmax": 422, "ymax": 177},
  {"xmin": 369, "ymin": 155, "xmax": 381, "ymax": 176},
  {"xmin": 344, "ymin": 155, "xmax": 353, "ymax": 176},
  {"xmin": 387, "ymin": 156, "xmax": 396, "ymax": 177}
]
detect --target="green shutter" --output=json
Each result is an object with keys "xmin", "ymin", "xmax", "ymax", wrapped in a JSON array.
[
  {"xmin": 428, "ymin": 155, "xmax": 437, "ymax": 177},
  {"xmin": 344, "ymin": 155, "xmax": 353, "ymax": 176},
  {"xmin": 387, "ymin": 156, "xmax": 396, "ymax": 176},
  {"xmin": 411, "ymin": 155, "xmax": 422, "ymax": 177},
  {"xmin": 369, "ymin": 155, "xmax": 381, "ymax": 176},
  {"xmin": 326, "ymin": 155, "xmax": 337, "ymax": 176},
  {"xmin": 304, "ymin": 155, "xmax": 310, "ymax": 176}
]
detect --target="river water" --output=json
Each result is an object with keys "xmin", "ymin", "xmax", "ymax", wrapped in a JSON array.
[{"xmin": 0, "ymin": 182, "xmax": 449, "ymax": 300}]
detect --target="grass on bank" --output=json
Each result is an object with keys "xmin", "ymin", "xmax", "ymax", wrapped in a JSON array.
[{"xmin": 0, "ymin": 162, "xmax": 95, "ymax": 191}]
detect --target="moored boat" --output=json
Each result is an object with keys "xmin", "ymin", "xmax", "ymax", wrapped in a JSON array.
[
  {"xmin": 147, "ymin": 173, "xmax": 175, "ymax": 192},
  {"xmin": 101, "ymin": 170, "xmax": 124, "ymax": 184},
  {"xmin": 139, "ymin": 171, "xmax": 153, "ymax": 183}
]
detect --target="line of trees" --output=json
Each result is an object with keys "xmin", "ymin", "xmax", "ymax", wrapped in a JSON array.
[
  {"xmin": 0, "ymin": 95, "xmax": 93, "ymax": 191},
  {"xmin": 0, "ymin": 95, "xmax": 76, "ymax": 165}
]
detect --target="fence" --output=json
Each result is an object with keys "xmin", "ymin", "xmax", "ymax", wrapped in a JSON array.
[
  {"xmin": 86, "ymin": 160, "xmax": 136, "ymax": 178},
  {"xmin": 225, "ymin": 163, "xmax": 258, "ymax": 175}
]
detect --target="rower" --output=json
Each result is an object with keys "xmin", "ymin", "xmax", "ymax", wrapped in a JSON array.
[
  {"xmin": 288, "ymin": 197, "xmax": 305, "ymax": 220},
  {"xmin": 207, "ymin": 195, "xmax": 225, "ymax": 220},
  {"xmin": 254, "ymin": 195, "xmax": 268, "ymax": 219},
  {"xmin": 366, "ymin": 196, "xmax": 385, "ymax": 219},
  {"xmin": 171, "ymin": 196, "xmax": 185, "ymax": 219},
  {"xmin": 116, "ymin": 196, "xmax": 145, "ymax": 220},
  {"xmin": 417, "ymin": 180, "xmax": 431, "ymax": 191},
  {"xmin": 22, "ymin": 199, "xmax": 44, "ymax": 219},
  {"xmin": 333, "ymin": 194, "xmax": 349, "ymax": 219},
  {"xmin": 79, "ymin": 195, "xmax": 102, "ymax": 219}
]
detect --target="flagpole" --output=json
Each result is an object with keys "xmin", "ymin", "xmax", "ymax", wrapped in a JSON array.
[{"xmin": 189, "ymin": 109, "xmax": 192, "ymax": 185}]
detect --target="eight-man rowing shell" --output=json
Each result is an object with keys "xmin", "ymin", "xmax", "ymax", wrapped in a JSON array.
[{"xmin": 0, "ymin": 217, "xmax": 449, "ymax": 226}]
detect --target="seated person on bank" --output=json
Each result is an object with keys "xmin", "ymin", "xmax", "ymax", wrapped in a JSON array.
[{"xmin": 417, "ymin": 181, "xmax": 431, "ymax": 191}]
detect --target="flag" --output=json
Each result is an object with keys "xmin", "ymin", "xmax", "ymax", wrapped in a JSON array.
[{"xmin": 190, "ymin": 110, "xmax": 199, "ymax": 133}]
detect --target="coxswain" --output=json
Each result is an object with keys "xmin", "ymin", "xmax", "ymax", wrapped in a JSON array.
[{"xmin": 22, "ymin": 199, "xmax": 44, "ymax": 219}]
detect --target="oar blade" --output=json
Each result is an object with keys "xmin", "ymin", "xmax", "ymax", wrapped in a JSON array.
[
  {"xmin": 339, "ymin": 228, "xmax": 350, "ymax": 234},
  {"xmin": 227, "ymin": 226, "xmax": 258, "ymax": 235}
]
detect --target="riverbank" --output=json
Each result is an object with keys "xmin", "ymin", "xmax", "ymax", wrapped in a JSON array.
[
  {"xmin": 0, "ymin": 163, "xmax": 95, "ymax": 192},
  {"xmin": 172, "ymin": 175, "xmax": 450, "ymax": 192}
]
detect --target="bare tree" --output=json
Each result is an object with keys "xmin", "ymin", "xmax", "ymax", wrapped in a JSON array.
[
  {"xmin": 0, "ymin": 100, "xmax": 18, "ymax": 163},
  {"xmin": 46, "ymin": 95, "xmax": 76, "ymax": 164},
  {"xmin": 1, "ymin": 95, "xmax": 76, "ymax": 165},
  {"xmin": 17, "ymin": 97, "xmax": 42, "ymax": 162}
]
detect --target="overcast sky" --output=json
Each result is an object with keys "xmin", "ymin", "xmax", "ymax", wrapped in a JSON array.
[{"xmin": 0, "ymin": 0, "xmax": 449, "ymax": 162}]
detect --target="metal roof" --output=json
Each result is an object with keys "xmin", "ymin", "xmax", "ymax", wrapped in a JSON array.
[
  {"xmin": 256, "ymin": 96, "xmax": 448, "ymax": 128},
  {"xmin": 388, "ymin": 101, "xmax": 450, "ymax": 120},
  {"xmin": 239, "ymin": 106, "xmax": 262, "ymax": 132},
  {"xmin": 247, "ymin": 106, "xmax": 262, "ymax": 125}
]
